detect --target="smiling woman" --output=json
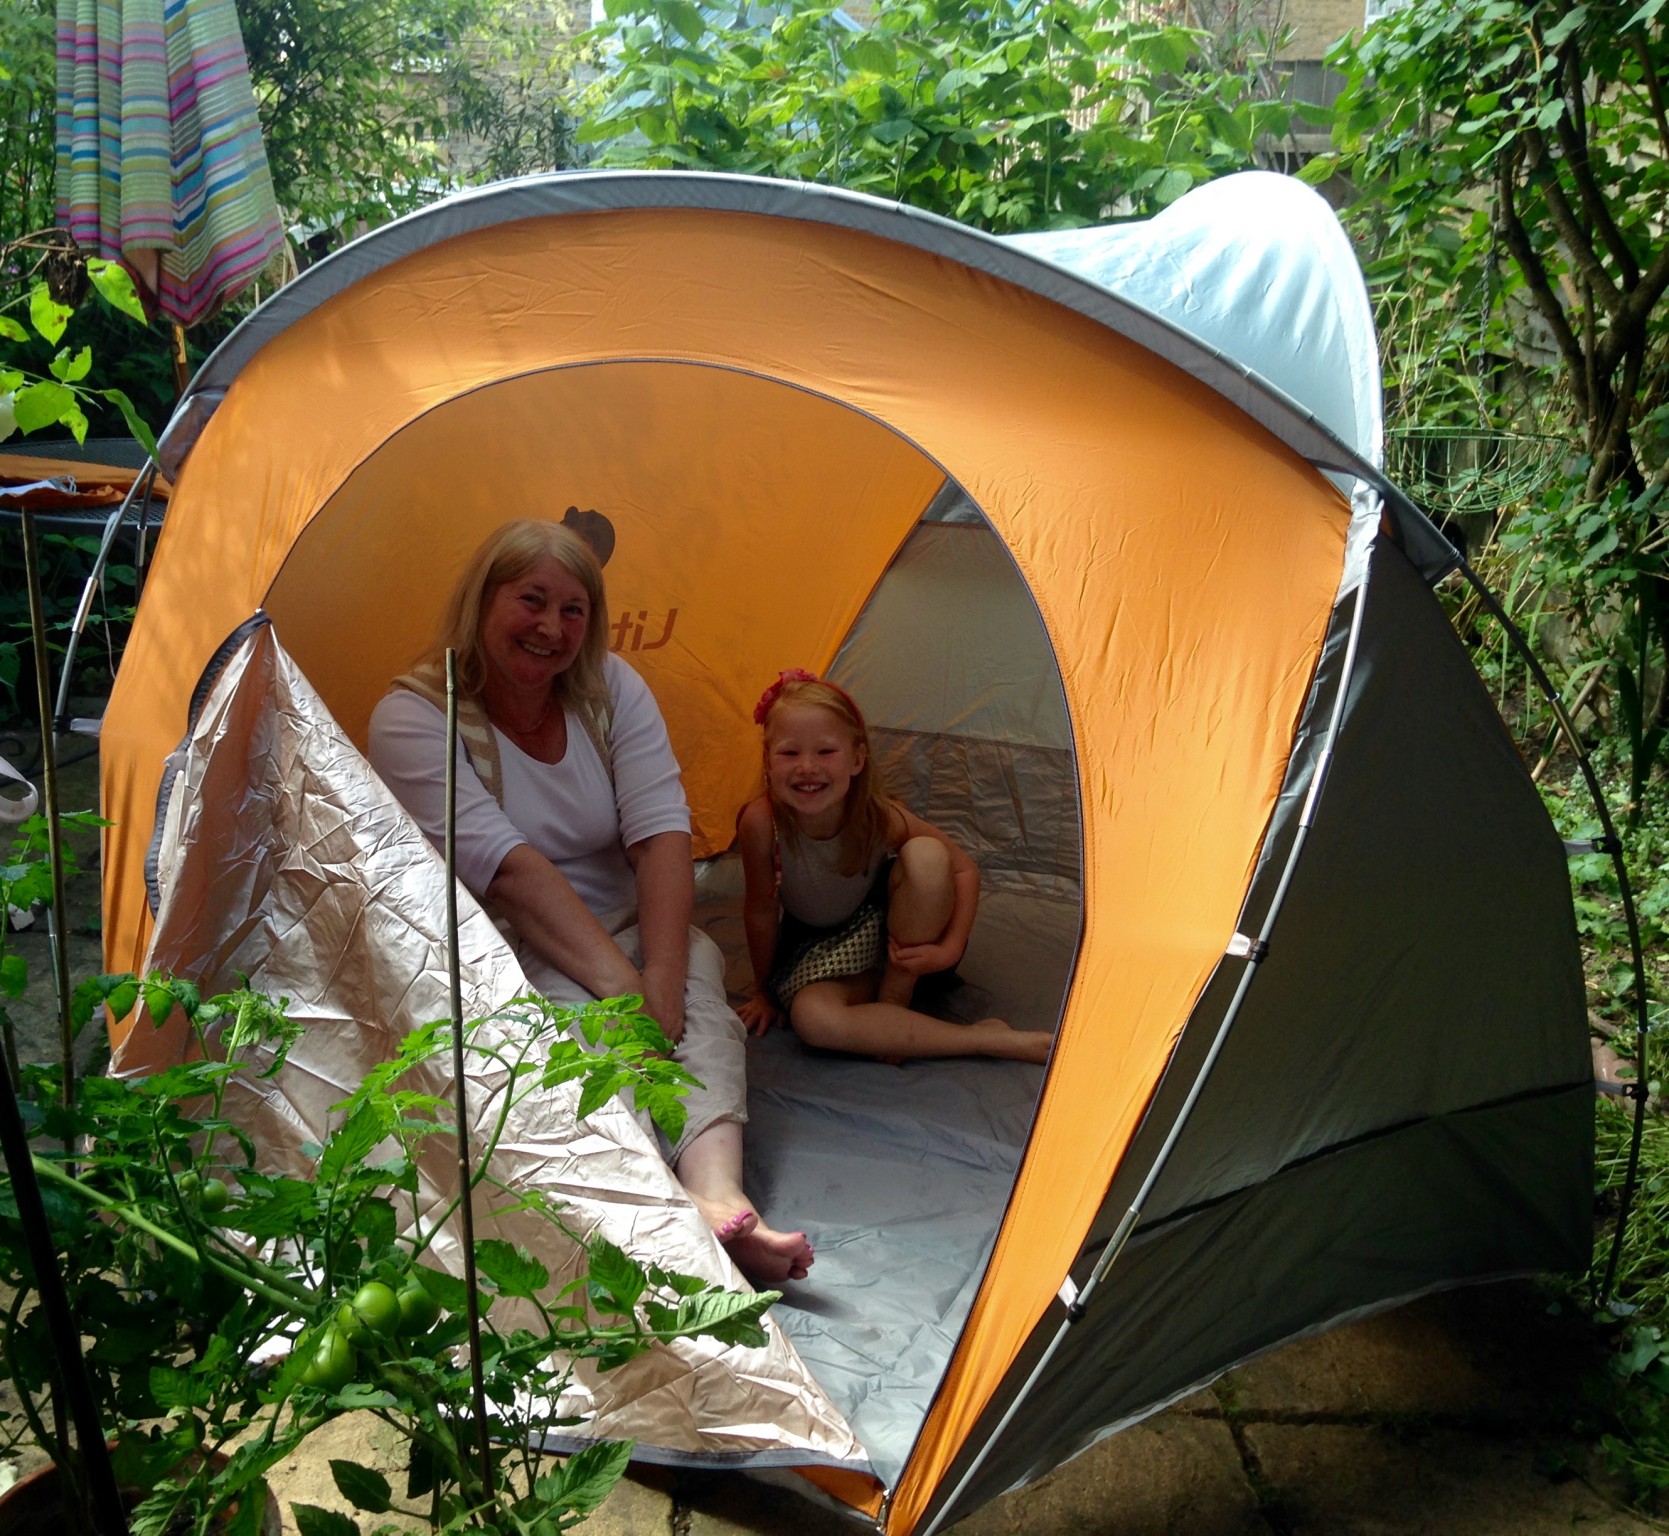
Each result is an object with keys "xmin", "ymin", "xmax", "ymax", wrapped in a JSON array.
[{"xmin": 366, "ymin": 518, "xmax": 814, "ymax": 1285}]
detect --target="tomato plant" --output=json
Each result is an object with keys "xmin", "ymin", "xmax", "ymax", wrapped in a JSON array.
[{"xmin": 2, "ymin": 975, "xmax": 776, "ymax": 1536}]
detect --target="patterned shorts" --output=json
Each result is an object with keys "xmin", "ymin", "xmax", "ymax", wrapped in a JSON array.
[
  {"xmin": 768, "ymin": 853, "xmax": 897, "ymax": 1008},
  {"xmin": 769, "ymin": 902, "xmax": 887, "ymax": 1008}
]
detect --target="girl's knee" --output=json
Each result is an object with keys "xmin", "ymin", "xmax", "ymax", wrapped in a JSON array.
[
  {"xmin": 788, "ymin": 988, "xmax": 846, "ymax": 1050},
  {"xmin": 893, "ymin": 835, "xmax": 950, "ymax": 888}
]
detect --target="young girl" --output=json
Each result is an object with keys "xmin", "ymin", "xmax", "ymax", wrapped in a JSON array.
[{"xmin": 736, "ymin": 670, "xmax": 1051, "ymax": 1066}]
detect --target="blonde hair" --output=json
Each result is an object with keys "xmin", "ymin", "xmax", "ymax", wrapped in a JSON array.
[
  {"xmin": 428, "ymin": 519, "xmax": 610, "ymax": 715},
  {"xmin": 760, "ymin": 677, "xmax": 896, "ymax": 877}
]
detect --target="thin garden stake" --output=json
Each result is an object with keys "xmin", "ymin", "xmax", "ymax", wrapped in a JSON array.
[
  {"xmin": 445, "ymin": 649, "xmax": 493, "ymax": 1499},
  {"xmin": 1454, "ymin": 559, "xmax": 1652, "ymax": 1306},
  {"xmin": 19, "ymin": 506, "xmax": 76, "ymax": 1108}
]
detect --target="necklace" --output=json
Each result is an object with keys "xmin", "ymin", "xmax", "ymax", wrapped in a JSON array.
[{"xmin": 500, "ymin": 694, "xmax": 556, "ymax": 737}]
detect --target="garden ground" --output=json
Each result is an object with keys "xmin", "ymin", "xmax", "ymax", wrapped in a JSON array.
[{"xmin": 4, "ymin": 747, "xmax": 1655, "ymax": 1535}]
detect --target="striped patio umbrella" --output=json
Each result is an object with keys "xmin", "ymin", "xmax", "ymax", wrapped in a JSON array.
[{"xmin": 54, "ymin": 0, "xmax": 282, "ymax": 330}]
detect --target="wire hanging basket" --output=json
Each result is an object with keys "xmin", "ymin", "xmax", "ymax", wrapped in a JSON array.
[{"xmin": 1385, "ymin": 426, "xmax": 1569, "ymax": 517}]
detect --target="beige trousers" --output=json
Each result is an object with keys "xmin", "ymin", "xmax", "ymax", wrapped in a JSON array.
[{"xmin": 515, "ymin": 917, "xmax": 748, "ymax": 1163}]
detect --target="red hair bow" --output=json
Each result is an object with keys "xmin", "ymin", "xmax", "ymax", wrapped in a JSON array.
[{"xmin": 752, "ymin": 668, "xmax": 821, "ymax": 725}]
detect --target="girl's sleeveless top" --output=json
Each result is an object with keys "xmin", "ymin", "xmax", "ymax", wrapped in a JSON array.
[{"xmin": 777, "ymin": 829, "xmax": 886, "ymax": 929}]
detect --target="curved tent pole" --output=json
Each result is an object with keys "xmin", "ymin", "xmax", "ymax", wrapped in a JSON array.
[
  {"xmin": 918, "ymin": 568, "xmax": 1375, "ymax": 1536},
  {"xmin": 1452, "ymin": 558, "xmax": 1650, "ymax": 1306},
  {"xmin": 52, "ymin": 461, "xmax": 159, "ymax": 732}
]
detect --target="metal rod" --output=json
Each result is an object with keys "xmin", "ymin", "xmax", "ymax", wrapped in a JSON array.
[
  {"xmin": 920, "ymin": 570, "xmax": 1373, "ymax": 1536},
  {"xmin": 1454, "ymin": 559, "xmax": 1651, "ymax": 1304},
  {"xmin": 444, "ymin": 649, "xmax": 493, "ymax": 1499},
  {"xmin": 53, "ymin": 466, "xmax": 152, "ymax": 732}
]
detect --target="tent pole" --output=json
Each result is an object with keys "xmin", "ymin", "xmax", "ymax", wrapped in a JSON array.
[
  {"xmin": 1452, "ymin": 558, "xmax": 1650, "ymax": 1305},
  {"xmin": 918, "ymin": 568, "xmax": 1374, "ymax": 1536},
  {"xmin": 52, "ymin": 464, "xmax": 153, "ymax": 732}
]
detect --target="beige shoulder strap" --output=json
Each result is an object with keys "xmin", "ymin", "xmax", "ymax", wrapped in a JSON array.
[
  {"xmin": 389, "ymin": 659, "xmax": 506, "ymax": 808},
  {"xmin": 574, "ymin": 694, "xmax": 615, "ymax": 790},
  {"xmin": 390, "ymin": 661, "xmax": 614, "ymax": 803}
]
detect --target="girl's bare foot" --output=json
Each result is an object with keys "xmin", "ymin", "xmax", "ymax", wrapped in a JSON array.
[{"xmin": 976, "ymin": 1018, "xmax": 1052, "ymax": 1065}]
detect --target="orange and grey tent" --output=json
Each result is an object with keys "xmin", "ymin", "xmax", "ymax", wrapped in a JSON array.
[{"xmin": 98, "ymin": 170, "xmax": 1591, "ymax": 1533}]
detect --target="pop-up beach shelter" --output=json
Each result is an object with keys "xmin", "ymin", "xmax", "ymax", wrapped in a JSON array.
[{"xmin": 98, "ymin": 170, "xmax": 1591, "ymax": 1534}]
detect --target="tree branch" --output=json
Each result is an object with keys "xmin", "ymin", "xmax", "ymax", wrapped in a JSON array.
[
  {"xmin": 1634, "ymin": 31, "xmax": 1669, "ymax": 156},
  {"xmin": 1590, "ymin": 339, "xmax": 1642, "ymax": 492},
  {"xmin": 1523, "ymin": 119, "xmax": 1623, "ymax": 316},
  {"xmin": 1497, "ymin": 141, "xmax": 1591, "ymax": 415},
  {"xmin": 1597, "ymin": 238, "xmax": 1669, "ymax": 379},
  {"xmin": 1555, "ymin": 41, "xmax": 1639, "ymax": 286}
]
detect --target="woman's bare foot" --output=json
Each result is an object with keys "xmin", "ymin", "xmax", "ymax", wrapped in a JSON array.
[
  {"xmin": 689, "ymin": 1198, "xmax": 813, "ymax": 1282},
  {"xmin": 726, "ymin": 1222, "xmax": 815, "ymax": 1284},
  {"xmin": 712, "ymin": 1207, "xmax": 757, "ymax": 1244}
]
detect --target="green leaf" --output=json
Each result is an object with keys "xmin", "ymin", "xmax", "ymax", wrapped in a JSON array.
[
  {"xmin": 1541, "ymin": 5, "xmax": 1587, "ymax": 48},
  {"xmin": 293, "ymin": 1507, "xmax": 359, "ymax": 1536},
  {"xmin": 87, "ymin": 258, "xmax": 149, "ymax": 324},
  {"xmin": 29, "ymin": 286, "xmax": 72, "ymax": 345},
  {"xmin": 849, "ymin": 35, "xmax": 895, "ymax": 75},
  {"xmin": 662, "ymin": 0, "xmax": 706, "ymax": 44},
  {"xmin": 352, "ymin": 1195, "xmax": 398, "ymax": 1258},
  {"xmin": 149, "ymin": 1364, "xmax": 212, "ymax": 1411},
  {"xmin": 97, "ymin": 387, "xmax": 159, "ymax": 461},
  {"xmin": 71, "ymin": 973, "xmax": 141, "ymax": 1037},
  {"xmin": 329, "ymin": 1460, "xmax": 392, "ymax": 1515},
  {"xmin": 143, "ymin": 981, "xmax": 177, "ymax": 1026},
  {"xmin": 0, "ymin": 317, "xmax": 27, "ymax": 342},
  {"xmin": 666, "ymin": 1285, "xmax": 776, "ymax": 1347},
  {"xmin": 586, "ymin": 1237, "xmax": 645, "ymax": 1314},
  {"xmin": 221, "ymin": 1176, "xmax": 316, "ymax": 1239},
  {"xmin": 320, "ymin": 1101, "xmax": 389, "ymax": 1186},
  {"xmin": 1153, "ymin": 167, "xmax": 1193, "ymax": 206},
  {"xmin": 0, "ymin": 953, "xmax": 25, "ymax": 999},
  {"xmin": 13, "ymin": 380, "xmax": 76, "ymax": 435},
  {"xmin": 533, "ymin": 1439, "xmax": 632, "ymax": 1517},
  {"xmin": 48, "ymin": 346, "xmax": 92, "ymax": 384},
  {"xmin": 474, "ymin": 1239, "xmax": 550, "ymax": 1299},
  {"xmin": 412, "ymin": 1263, "xmax": 471, "ymax": 1313}
]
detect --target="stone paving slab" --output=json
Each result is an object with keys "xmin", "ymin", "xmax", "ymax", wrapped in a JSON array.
[
  {"xmin": 1224, "ymin": 1283, "xmax": 1596, "ymax": 1427},
  {"xmin": 1241, "ymin": 1422, "xmax": 1655, "ymax": 1536},
  {"xmin": 954, "ymin": 1413, "xmax": 1267, "ymax": 1536}
]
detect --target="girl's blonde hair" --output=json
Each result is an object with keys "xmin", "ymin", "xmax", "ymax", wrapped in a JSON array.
[
  {"xmin": 428, "ymin": 519, "xmax": 610, "ymax": 715},
  {"xmin": 758, "ymin": 676, "xmax": 895, "ymax": 877}
]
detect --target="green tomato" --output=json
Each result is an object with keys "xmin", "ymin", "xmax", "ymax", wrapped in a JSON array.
[
  {"xmin": 176, "ymin": 1170, "xmax": 202, "ymax": 1199},
  {"xmin": 345, "ymin": 1281, "xmax": 401, "ymax": 1340},
  {"xmin": 300, "ymin": 1327, "xmax": 356, "ymax": 1392},
  {"xmin": 396, "ymin": 1281, "xmax": 441, "ymax": 1336},
  {"xmin": 198, "ymin": 1177, "xmax": 230, "ymax": 1213}
]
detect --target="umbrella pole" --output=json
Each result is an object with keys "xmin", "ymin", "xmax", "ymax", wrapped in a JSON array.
[{"xmin": 171, "ymin": 324, "xmax": 190, "ymax": 397}]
